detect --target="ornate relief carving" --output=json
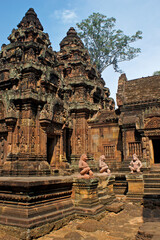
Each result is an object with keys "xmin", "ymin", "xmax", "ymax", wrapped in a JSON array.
[
  {"xmin": 19, "ymin": 129, "xmax": 26, "ymax": 153},
  {"xmin": 39, "ymin": 103, "xmax": 53, "ymax": 120},
  {"xmin": 85, "ymin": 124, "xmax": 89, "ymax": 152},
  {"xmin": 6, "ymin": 102, "xmax": 17, "ymax": 119},
  {"xmin": 31, "ymin": 128, "xmax": 35, "ymax": 152},
  {"xmin": 40, "ymin": 100, "xmax": 64, "ymax": 123},
  {"xmin": 0, "ymin": 102, "xmax": 4, "ymax": 119},
  {"xmin": 0, "ymin": 136, "xmax": 5, "ymax": 163},
  {"xmin": 76, "ymin": 134, "xmax": 82, "ymax": 153},
  {"xmin": 144, "ymin": 117, "xmax": 160, "ymax": 129},
  {"xmin": 143, "ymin": 106, "xmax": 160, "ymax": 118},
  {"xmin": 53, "ymin": 105, "xmax": 65, "ymax": 124},
  {"xmin": 21, "ymin": 119, "xmax": 35, "ymax": 127},
  {"xmin": 0, "ymin": 123, "xmax": 7, "ymax": 132}
]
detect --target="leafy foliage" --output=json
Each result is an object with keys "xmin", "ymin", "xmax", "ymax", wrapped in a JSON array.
[
  {"xmin": 76, "ymin": 13, "xmax": 142, "ymax": 73},
  {"xmin": 153, "ymin": 71, "xmax": 160, "ymax": 76}
]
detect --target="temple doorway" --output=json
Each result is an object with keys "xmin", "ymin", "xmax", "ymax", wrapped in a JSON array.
[
  {"xmin": 47, "ymin": 135, "xmax": 60, "ymax": 167},
  {"xmin": 152, "ymin": 139, "xmax": 160, "ymax": 164}
]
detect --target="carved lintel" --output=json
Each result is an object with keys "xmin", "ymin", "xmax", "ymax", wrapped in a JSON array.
[
  {"xmin": 39, "ymin": 103, "xmax": 53, "ymax": 121},
  {"xmin": 39, "ymin": 119, "xmax": 51, "ymax": 131},
  {"xmin": 5, "ymin": 117, "xmax": 17, "ymax": 131},
  {"xmin": 6, "ymin": 102, "xmax": 18, "ymax": 119}
]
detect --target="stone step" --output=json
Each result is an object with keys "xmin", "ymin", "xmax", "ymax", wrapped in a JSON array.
[
  {"xmin": 143, "ymin": 194, "xmax": 160, "ymax": 199},
  {"xmin": 144, "ymin": 177, "xmax": 160, "ymax": 181},
  {"xmin": 119, "ymin": 161, "xmax": 130, "ymax": 167},
  {"xmin": 144, "ymin": 192, "xmax": 160, "ymax": 196},
  {"xmin": 144, "ymin": 188, "xmax": 160, "ymax": 194},
  {"xmin": 118, "ymin": 166, "xmax": 130, "ymax": 171},
  {"xmin": 120, "ymin": 163, "xmax": 130, "ymax": 166},
  {"xmin": 118, "ymin": 169, "xmax": 130, "ymax": 173},
  {"xmin": 119, "ymin": 159, "xmax": 132, "ymax": 168},
  {"xmin": 150, "ymin": 169, "xmax": 160, "ymax": 173},
  {"xmin": 151, "ymin": 164, "xmax": 160, "ymax": 169},
  {"xmin": 143, "ymin": 178, "xmax": 160, "ymax": 183},
  {"xmin": 144, "ymin": 182, "xmax": 160, "ymax": 188},
  {"xmin": 143, "ymin": 174, "xmax": 160, "ymax": 179},
  {"xmin": 144, "ymin": 183, "xmax": 160, "ymax": 188}
]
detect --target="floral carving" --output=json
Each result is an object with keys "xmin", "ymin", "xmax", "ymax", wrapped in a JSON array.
[{"xmin": 144, "ymin": 117, "xmax": 160, "ymax": 129}]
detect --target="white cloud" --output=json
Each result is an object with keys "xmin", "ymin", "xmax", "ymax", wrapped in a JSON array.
[
  {"xmin": 62, "ymin": 10, "xmax": 77, "ymax": 23},
  {"xmin": 53, "ymin": 9, "xmax": 78, "ymax": 24}
]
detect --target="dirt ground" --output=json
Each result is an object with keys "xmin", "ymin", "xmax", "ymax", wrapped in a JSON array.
[
  {"xmin": 4, "ymin": 197, "xmax": 159, "ymax": 240},
  {"xmin": 37, "ymin": 198, "xmax": 144, "ymax": 240}
]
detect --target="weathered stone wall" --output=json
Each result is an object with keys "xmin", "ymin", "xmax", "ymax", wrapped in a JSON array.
[
  {"xmin": 117, "ymin": 74, "xmax": 160, "ymax": 106},
  {"xmin": 88, "ymin": 123, "xmax": 122, "ymax": 170}
]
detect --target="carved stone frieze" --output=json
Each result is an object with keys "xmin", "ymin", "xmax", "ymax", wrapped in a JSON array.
[
  {"xmin": 144, "ymin": 117, "xmax": 160, "ymax": 129},
  {"xmin": 6, "ymin": 102, "xmax": 17, "ymax": 119},
  {"xmin": 39, "ymin": 103, "xmax": 53, "ymax": 121},
  {"xmin": 0, "ymin": 7, "xmax": 118, "ymax": 177}
]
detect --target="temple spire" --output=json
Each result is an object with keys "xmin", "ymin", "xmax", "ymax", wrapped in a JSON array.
[
  {"xmin": 17, "ymin": 8, "xmax": 43, "ymax": 31},
  {"xmin": 67, "ymin": 27, "xmax": 77, "ymax": 36},
  {"xmin": 60, "ymin": 27, "xmax": 84, "ymax": 49}
]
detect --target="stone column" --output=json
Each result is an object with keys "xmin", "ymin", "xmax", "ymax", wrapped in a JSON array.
[
  {"xmin": 71, "ymin": 113, "xmax": 76, "ymax": 155},
  {"xmin": 5, "ymin": 117, "xmax": 17, "ymax": 157},
  {"xmin": 60, "ymin": 129, "xmax": 65, "ymax": 162},
  {"xmin": 122, "ymin": 129, "xmax": 127, "ymax": 161}
]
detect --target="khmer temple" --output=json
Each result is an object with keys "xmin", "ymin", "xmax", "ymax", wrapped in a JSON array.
[{"xmin": 0, "ymin": 8, "xmax": 160, "ymax": 239}]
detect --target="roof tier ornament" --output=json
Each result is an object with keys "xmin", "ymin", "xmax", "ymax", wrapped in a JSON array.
[{"xmin": 17, "ymin": 8, "xmax": 43, "ymax": 30}]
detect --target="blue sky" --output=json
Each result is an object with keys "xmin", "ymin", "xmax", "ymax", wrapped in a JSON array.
[{"xmin": 1, "ymin": 0, "xmax": 160, "ymax": 104}]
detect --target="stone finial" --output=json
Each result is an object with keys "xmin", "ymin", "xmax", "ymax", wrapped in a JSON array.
[
  {"xmin": 116, "ymin": 73, "xmax": 127, "ymax": 107},
  {"xmin": 118, "ymin": 73, "xmax": 127, "ymax": 83},
  {"xmin": 17, "ymin": 8, "xmax": 43, "ymax": 31},
  {"xmin": 60, "ymin": 27, "xmax": 84, "ymax": 49},
  {"xmin": 67, "ymin": 27, "xmax": 77, "ymax": 36}
]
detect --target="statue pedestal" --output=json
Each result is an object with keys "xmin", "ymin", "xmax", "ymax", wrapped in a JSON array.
[
  {"xmin": 97, "ymin": 174, "xmax": 115, "ymax": 206},
  {"xmin": 72, "ymin": 178, "xmax": 105, "ymax": 217},
  {"xmin": 126, "ymin": 174, "xmax": 144, "ymax": 202}
]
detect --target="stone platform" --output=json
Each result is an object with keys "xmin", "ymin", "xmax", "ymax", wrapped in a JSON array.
[
  {"xmin": 36, "ymin": 200, "xmax": 143, "ymax": 240},
  {"xmin": 0, "ymin": 174, "xmax": 115, "ymax": 239},
  {"xmin": 0, "ymin": 176, "xmax": 74, "ymax": 239}
]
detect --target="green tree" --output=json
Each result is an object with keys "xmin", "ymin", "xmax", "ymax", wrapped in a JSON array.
[
  {"xmin": 76, "ymin": 13, "xmax": 142, "ymax": 73},
  {"xmin": 153, "ymin": 71, "xmax": 160, "ymax": 76}
]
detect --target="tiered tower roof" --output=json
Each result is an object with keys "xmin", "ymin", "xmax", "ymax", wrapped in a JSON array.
[
  {"xmin": 17, "ymin": 8, "xmax": 43, "ymax": 30},
  {"xmin": 60, "ymin": 27, "xmax": 84, "ymax": 49}
]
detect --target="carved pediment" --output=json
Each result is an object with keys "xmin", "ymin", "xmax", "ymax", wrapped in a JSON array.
[
  {"xmin": 143, "ymin": 106, "xmax": 160, "ymax": 119},
  {"xmin": 39, "ymin": 99, "xmax": 65, "ymax": 124},
  {"xmin": 52, "ymin": 103, "xmax": 65, "ymax": 124},
  {"xmin": 39, "ymin": 103, "xmax": 53, "ymax": 121},
  {"xmin": 144, "ymin": 117, "xmax": 160, "ymax": 129}
]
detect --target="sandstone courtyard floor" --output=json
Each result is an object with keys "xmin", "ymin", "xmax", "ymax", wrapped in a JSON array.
[
  {"xmin": 1, "ymin": 197, "xmax": 160, "ymax": 240},
  {"xmin": 37, "ymin": 198, "xmax": 144, "ymax": 240}
]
